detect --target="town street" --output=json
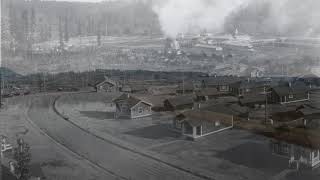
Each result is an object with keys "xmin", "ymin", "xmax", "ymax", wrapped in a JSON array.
[{"xmin": 23, "ymin": 94, "xmax": 205, "ymax": 180}]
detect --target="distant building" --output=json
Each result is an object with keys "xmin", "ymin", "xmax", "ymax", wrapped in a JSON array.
[
  {"xmin": 201, "ymin": 76, "xmax": 241, "ymax": 93},
  {"xmin": 120, "ymin": 84, "xmax": 147, "ymax": 94},
  {"xmin": 113, "ymin": 94, "xmax": 153, "ymax": 119},
  {"xmin": 230, "ymin": 80, "xmax": 268, "ymax": 97},
  {"xmin": 239, "ymin": 94, "xmax": 266, "ymax": 108},
  {"xmin": 148, "ymin": 85, "xmax": 177, "ymax": 95},
  {"xmin": 95, "ymin": 76, "xmax": 119, "ymax": 93},
  {"xmin": 195, "ymin": 88, "xmax": 228, "ymax": 101},
  {"xmin": 270, "ymin": 82, "xmax": 310, "ymax": 104},
  {"xmin": 270, "ymin": 140, "xmax": 320, "ymax": 169},
  {"xmin": 164, "ymin": 95, "xmax": 194, "ymax": 111},
  {"xmin": 173, "ymin": 110, "xmax": 234, "ymax": 139}
]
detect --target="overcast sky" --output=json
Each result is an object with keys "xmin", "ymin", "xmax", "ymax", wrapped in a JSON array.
[{"xmin": 54, "ymin": 0, "xmax": 104, "ymax": 2}]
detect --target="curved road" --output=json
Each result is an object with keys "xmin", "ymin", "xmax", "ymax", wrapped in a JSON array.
[{"xmin": 26, "ymin": 94, "xmax": 205, "ymax": 180}]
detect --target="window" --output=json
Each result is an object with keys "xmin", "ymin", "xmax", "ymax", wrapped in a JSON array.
[{"xmin": 138, "ymin": 107, "xmax": 143, "ymax": 114}]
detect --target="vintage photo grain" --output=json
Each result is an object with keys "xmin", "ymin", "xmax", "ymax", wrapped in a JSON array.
[{"xmin": 1, "ymin": 0, "xmax": 320, "ymax": 180}]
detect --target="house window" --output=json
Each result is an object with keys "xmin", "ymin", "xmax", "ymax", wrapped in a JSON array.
[
  {"xmin": 138, "ymin": 107, "xmax": 143, "ymax": 114},
  {"xmin": 289, "ymin": 94, "xmax": 294, "ymax": 99}
]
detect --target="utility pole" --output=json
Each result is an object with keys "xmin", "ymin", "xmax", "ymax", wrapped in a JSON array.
[{"xmin": 0, "ymin": 68, "xmax": 2, "ymax": 109}]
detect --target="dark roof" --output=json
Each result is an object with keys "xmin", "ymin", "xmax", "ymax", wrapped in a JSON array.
[
  {"xmin": 203, "ymin": 103, "xmax": 248, "ymax": 116},
  {"xmin": 195, "ymin": 88, "xmax": 227, "ymax": 96},
  {"xmin": 176, "ymin": 110, "xmax": 233, "ymax": 127},
  {"xmin": 113, "ymin": 94, "xmax": 152, "ymax": 108},
  {"xmin": 240, "ymin": 94, "xmax": 265, "ymax": 105},
  {"xmin": 271, "ymin": 82, "xmax": 309, "ymax": 96},
  {"xmin": 230, "ymin": 80, "xmax": 269, "ymax": 89},
  {"xmin": 299, "ymin": 106, "xmax": 320, "ymax": 116},
  {"xmin": 166, "ymin": 95, "xmax": 194, "ymax": 107}
]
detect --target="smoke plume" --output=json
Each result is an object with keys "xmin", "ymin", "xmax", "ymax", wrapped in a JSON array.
[{"xmin": 153, "ymin": 0, "xmax": 320, "ymax": 37}]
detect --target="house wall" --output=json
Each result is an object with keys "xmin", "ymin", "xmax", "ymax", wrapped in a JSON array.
[
  {"xmin": 131, "ymin": 102, "xmax": 152, "ymax": 118},
  {"xmin": 281, "ymin": 93, "xmax": 309, "ymax": 104},
  {"xmin": 311, "ymin": 150, "xmax": 320, "ymax": 167},
  {"xmin": 270, "ymin": 90, "xmax": 309, "ymax": 104},
  {"xmin": 271, "ymin": 140, "xmax": 320, "ymax": 168},
  {"xmin": 202, "ymin": 121, "xmax": 221, "ymax": 135},
  {"xmin": 115, "ymin": 100, "xmax": 131, "ymax": 118}
]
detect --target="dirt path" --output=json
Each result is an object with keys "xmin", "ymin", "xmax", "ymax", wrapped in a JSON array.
[
  {"xmin": 26, "ymin": 94, "xmax": 206, "ymax": 180},
  {"xmin": 0, "ymin": 95, "xmax": 116, "ymax": 180}
]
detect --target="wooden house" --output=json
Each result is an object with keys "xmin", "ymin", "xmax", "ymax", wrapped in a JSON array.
[
  {"xmin": 195, "ymin": 88, "xmax": 228, "ymax": 101},
  {"xmin": 113, "ymin": 94, "xmax": 153, "ymax": 119},
  {"xmin": 95, "ymin": 76, "xmax": 119, "ymax": 93},
  {"xmin": 201, "ymin": 76, "xmax": 241, "ymax": 93},
  {"xmin": 173, "ymin": 110, "xmax": 234, "ymax": 139},
  {"xmin": 270, "ymin": 140, "xmax": 320, "ymax": 169},
  {"xmin": 270, "ymin": 82, "xmax": 310, "ymax": 104}
]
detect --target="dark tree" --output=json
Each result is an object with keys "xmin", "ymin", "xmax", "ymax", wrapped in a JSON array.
[{"xmin": 13, "ymin": 138, "xmax": 31, "ymax": 180}]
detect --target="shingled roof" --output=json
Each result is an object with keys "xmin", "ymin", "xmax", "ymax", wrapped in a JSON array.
[
  {"xmin": 113, "ymin": 93, "xmax": 152, "ymax": 108},
  {"xmin": 176, "ymin": 110, "xmax": 233, "ymax": 127}
]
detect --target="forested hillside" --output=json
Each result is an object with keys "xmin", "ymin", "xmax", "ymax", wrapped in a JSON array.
[{"xmin": 1, "ymin": 0, "xmax": 161, "ymax": 51}]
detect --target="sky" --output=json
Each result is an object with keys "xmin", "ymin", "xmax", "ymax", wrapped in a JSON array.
[{"xmin": 54, "ymin": 0, "xmax": 104, "ymax": 2}]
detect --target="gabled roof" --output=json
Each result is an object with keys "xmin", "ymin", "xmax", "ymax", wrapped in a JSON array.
[
  {"xmin": 240, "ymin": 94, "xmax": 265, "ymax": 104},
  {"xmin": 271, "ymin": 82, "xmax": 309, "ymax": 96},
  {"xmin": 165, "ymin": 95, "xmax": 194, "ymax": 107},
  {"xmin": 176, "ymin": 110, "xmax": 233, "ymax": 127},
  {"xmin": 113, "ymin": 94, "xmax": 152, "ymax": 108},
  {"xmin": 95, "ymin": 76, "xmax": 117, "ymax": 87},
  {"xmin": 203, "ymin": 103, "xmax": 248, "ymax": 116}
]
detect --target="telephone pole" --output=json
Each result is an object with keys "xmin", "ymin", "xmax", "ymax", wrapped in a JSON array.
[{"xmin": 0, "ymin": 68, "xmax": 2, "ymax": 109}]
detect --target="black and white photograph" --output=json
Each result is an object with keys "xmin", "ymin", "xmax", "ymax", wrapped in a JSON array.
[{"xmin": 1, "ymin": 0, "xmax": 320, "ymax": 179}]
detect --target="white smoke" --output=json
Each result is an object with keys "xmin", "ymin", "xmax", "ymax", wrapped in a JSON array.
[
  {"xmin": 153, "ymin": 0, "xmax": 250, "ymax": 38},
  {"xmin": 153, "ymin": 0, "xmax": 320, "ymax": 37}
]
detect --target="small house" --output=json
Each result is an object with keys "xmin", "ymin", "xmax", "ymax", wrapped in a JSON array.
[
  {"xmin": 120, "ymin": 84, "xmax": 147, "ymax": 93},
  {"xmin": 164, "ymin": 95, "xmax": 194, "ymax": 111},
  {"xmin": 201, "ymin": 76, "xmax": 241, "ymax": 93},
  {"xmin": 173, "ymin": 110, "xmax": 234, "ymax": 139},
  {"xmin": 270, "ymin": 140, "xmax": 320, "ymax": 169},
  {"xmin": 230, "ymin": 80, "xmax": 268, "ymax": 97},
  {"xmin": 270, "ymin": 82, "xmax": 310, "ymax": 104},
  {"xmin": 195, "ymin": 88, "xmax": 228, "ymax": 101},
  {"xmin": 95, "ymin": 76, "xmax": 119, "ymax": 93},
  {"xmin": 113, "ymin": 94, "xmax": 153, "ymax": 119}
]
